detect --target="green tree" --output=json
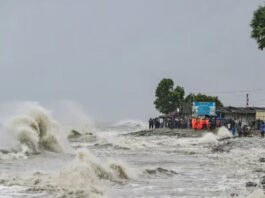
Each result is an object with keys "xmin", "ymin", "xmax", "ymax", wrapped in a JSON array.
[
  {"xmin": 251, "ymin": 5, "xmax": 265, "ymax": 50},
  {"xmin": 184, "ymin": 93, "xmax": 196, "ymax": 104},
  {"xmin": 174, "ymin": 86, "xmax": 185, "ymax": 101},
  {"xmin": 184, "ymin": 93, "xmax": 223, "ymax": 108},
  {"xmin": 174, "ymin": 86, "xmax": 185, "ymax": 109},
  {"xmin": 154, "ymin": 79, "xmax": 184, "ymax": 114}
]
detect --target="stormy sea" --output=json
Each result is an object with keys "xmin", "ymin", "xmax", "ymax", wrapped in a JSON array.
[{"xmin": 0, "ymin": 102, "xmax": 265, "ymax": 198}]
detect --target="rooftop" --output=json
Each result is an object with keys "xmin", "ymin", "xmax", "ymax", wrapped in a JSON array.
[{"xmin": 218, "ymin": 106, "xmax": 265, "ymax": 114}]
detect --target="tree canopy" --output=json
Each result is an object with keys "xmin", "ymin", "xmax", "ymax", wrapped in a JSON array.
[
  {"xmin": 154, "ymin": 79, "xmax": 224, "ymax": 114},
  {"xmin": 251, "ymin": 5, "xmax": 265, "ymax": 50},
  {"xmin": 184, "ymin": 93, "xmax": 223, "ymax": 108},
  {"xmin": 154, "ymin": 79, "xmax": 184, "ymax": 114}
]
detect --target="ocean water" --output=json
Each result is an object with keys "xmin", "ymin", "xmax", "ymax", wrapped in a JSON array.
[{"xmin": 0, "ymin": 103, "xmax": 265, "ymax": 198}]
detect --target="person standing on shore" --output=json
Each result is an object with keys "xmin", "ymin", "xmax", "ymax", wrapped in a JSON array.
[
  {"xmin": 238, "ymin": 122, "xmax": 243, "ymax": 137},
  {"xmin": 231, "ymin": 120, "xmax": 236, "ymax": 136},
  {"xmin": 260, "ymin": 121, "xmax": 265, "ymax": 137},
  {"xmin": 257, "ymin": 119, "xmax": 261, "ymax": 130},
  {"xmin": 149, "ymin": 118, "xmax": 154, "ymax": 129}
]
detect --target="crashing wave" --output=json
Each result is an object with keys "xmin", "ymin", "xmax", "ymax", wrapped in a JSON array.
[
  {"xmin": 199, "ymin": 133, "xmax": 219, "ymax": 145},
  {"xmin": 217, "ymin": 126, "xmax": 233, "ymax": 139},
  {"xmin": 0, "ymin": 149, "xmax": 134, "ymax": 197},
  {"xmin": 71, "ymin": 149, "xmax": 133, "ymax": 181},
  {"xmin": 1, "ymin": 102, "xmax": 70, "ymax": 157},
  {"xmin": 198, "ymin": 127, "xmax": 233, "ymax": 145},
  {"xmin": 50, "ymin": 100, "xmax": 96, "ymax": 137},
  {"xmin": 49, "ymin": 149, "xmax": 134, "ymax": 198}
]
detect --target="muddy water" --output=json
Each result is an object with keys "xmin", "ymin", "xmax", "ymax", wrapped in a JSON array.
[{"xmin": 0, "ymin": 124, "xmax": 265, "ymax": 198}]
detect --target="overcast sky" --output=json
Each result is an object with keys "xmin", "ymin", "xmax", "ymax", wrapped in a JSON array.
[{"xmin": 0, "ymin": 0, "xmax": 265, "ymax": 121}]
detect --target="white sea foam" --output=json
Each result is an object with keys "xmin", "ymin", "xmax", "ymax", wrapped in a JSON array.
[
  {"xmin": 247, "ymin": 190, "xmax": 265, "ymax": 198},
  {"xmin": 113, "ymin": 119, "xmax": 148, "ymax": 131},
  {"xmin": 0, "ymin": 102, "xmax": 262, "ymax": 197},
  {"xmin": 217, "ymin": 126, "xmax": 233, "ymax": 139},
  {"xmin": 49, "ymin": 100, "xmax": 96, "ymax": 136},
  {"xmin": 0, "ymin": 149, "xmax": 134, "ymax": 197},
  {"xmin": 71, "ymin": 149, "xmax": 134, "ymax": 180},
  {"xmin": 93, "ymin": 134, "xmax": 154, "ymax": 151},
  {"xmin": 199, "ymin": 133, "xmax": 219, "ymax": 145},
  {"xmin": 0, "ymin": 102, "xmax": 72, "ymax": 158},
  {"xmin": 111, "ymin": 137, "xmax": 151, "ymax": 150},
  {"xmin": 199, "ymin": 127, "xmax": 232, "ymax": 145}
]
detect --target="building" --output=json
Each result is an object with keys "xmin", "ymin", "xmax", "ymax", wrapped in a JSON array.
[{"xmin": 217, "ymin": 106, "xmax": 265, "ymax": 123}]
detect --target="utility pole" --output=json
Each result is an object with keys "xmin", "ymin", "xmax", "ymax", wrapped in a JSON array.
[
  {"xmin": 246, "ymin": 93, "xmax": 249, "ymax": 124},
  {"xmin": 246, "ymin": 93, "xmax": 249, "ymax": 107}
]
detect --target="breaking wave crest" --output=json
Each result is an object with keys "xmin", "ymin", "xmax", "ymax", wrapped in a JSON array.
[
  {"xmin": 0, "ymin": 102, "xmax": 71, "ymax": 158},
  {"xmin": 0, "ymin": 149, "xmax": 133, "ymax": 197},
  {"xmin": 199, "ymin": 127, "xmax": 233, "ymax": 145},
  {"xmin": 217, "ymin": 126, "xmax": 233, "ymax": 139},
  {"xmin": 71, "ymin": 149, "xmax": 132, "ymax": 181},
  {"xmin": 199, "ymin": 133, "xmax": 219, "ymax": 145}
]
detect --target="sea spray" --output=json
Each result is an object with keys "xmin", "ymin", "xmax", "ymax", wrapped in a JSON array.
[
  {"xmin": 107, "ymin": 159, "xmax": 136, "ymax": 180},
  {"xmin": 199, "ymin": 133, "xmax": 219, "ymax": 145},
  {"xmin": 46, "ymin": 149, "xmax": 132, "ymax": 196},
  {"xmin": 0, "ymin": 102, "xmax": 72, "ymax": 156},
  {"xmin": 217, "ymin": 126, "xmax": 233, "ymax": 139},
  {"xmin": 15, "ymin": 126, "xmax": 40, "ymax": 153},
  {"xmin": 199, "ymin": 127, "xmax": 232, "ymax": 145},
  {"xmin": 49, "ymin": 101, "xmax": 96, "ymax": 137},
  {"xmin": 0, "ymin": 146, "xmax": 29, "ymax": 160},
  {"xmin": 56, "ymin": 150, "xmax": 104, "ymax": 196},
  {"xmin": 0, "ymin": 119, "xmax": 264, "ymax": 197},
  {"xmin": 112, "ymin": 119, "xmax": 148, "ymax": 132},
  {"xmin": 70, "ymin": 149, "xmax": 132, "ymax": 181},
  {"xmin": 0, "ymin": 148, "xmax": 133, "ymax": 197},
  {"xmin": 53, "ymin": 149, "xmax": 133, "ymax": 197}
]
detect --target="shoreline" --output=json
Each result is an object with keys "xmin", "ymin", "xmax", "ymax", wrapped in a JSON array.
[
  {"xmin": 126, "ymin": 128, "xmax": 263, "ymax": 138},
  {"xmin": 126, "ymin": 128, "xmax": 212, "ymax": 137}
]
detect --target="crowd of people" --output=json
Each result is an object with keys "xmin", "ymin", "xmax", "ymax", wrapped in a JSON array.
[
  {"xmin": 148, "ymin": 117, "xmax": 265, "ymax": 137},
  {"xmin": 148, "ymin": 117, "xmax": 231, "ymax": 130},
  {"xmin": 148, "ymin": 117, "xmax": 189, "ymax": 129}
]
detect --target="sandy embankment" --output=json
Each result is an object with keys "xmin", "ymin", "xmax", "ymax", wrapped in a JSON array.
[{"xmin": 126, "ymin": 128, "xmax": 262, "ymax": 138}]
